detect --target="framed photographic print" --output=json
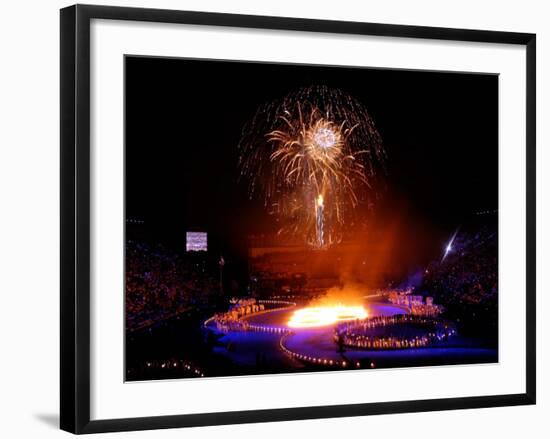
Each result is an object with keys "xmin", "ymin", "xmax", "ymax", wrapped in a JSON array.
[{"xmin": 60, "ymin": 4, "xmax": 536, "ymax": 434}]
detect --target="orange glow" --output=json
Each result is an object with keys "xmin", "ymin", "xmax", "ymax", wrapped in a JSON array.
[
  {"xmin": 287, "ymin": 304, "xmax": 367, "ymax": 328},
  {"xmin": 317, "ymin": 194, "xmax": 324, "ymax": 207}
]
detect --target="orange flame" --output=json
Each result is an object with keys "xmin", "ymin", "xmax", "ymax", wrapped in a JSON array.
[{"xmin": 288, "ymin": 304, "xmax": 367, "ymax": 328}]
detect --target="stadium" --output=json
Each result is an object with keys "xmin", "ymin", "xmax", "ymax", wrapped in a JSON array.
[
  {"xmin": 126, "ymin": 211, "xmax": 498, "ymax": 380},
  {"xmin": 124, "ymin": 56, "xmax": 498, "ymax": 381}
]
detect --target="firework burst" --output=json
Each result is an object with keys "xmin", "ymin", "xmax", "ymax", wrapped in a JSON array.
[{"xmin": 239, "ymin": 85, "xmax": 385, "ymax": 247}]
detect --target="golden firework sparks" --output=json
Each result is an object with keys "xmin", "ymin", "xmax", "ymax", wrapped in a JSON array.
[{"xmin": 238, "ymin": 85, "xmax": 385, "ymax": 247}]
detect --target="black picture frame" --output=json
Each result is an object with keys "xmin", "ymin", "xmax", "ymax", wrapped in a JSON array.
[{"xmin": 60, "ymin": 4, "xmax": 536, "ymax": 434}]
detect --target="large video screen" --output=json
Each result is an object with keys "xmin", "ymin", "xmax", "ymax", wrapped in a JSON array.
[{"xmin": 186, "ymin": 232, "xmax": 207, "ymax": 252}]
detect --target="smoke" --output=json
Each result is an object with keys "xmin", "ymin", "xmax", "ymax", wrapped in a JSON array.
[
  {"xmin": 306, "ymin": 201, "xmax": 438, "ymax": 306},
  {"xmin": 312, "ymin": 281, "xmax": 369, "ymax": 307},
  {"xmin": 399, "ymin": 269, "xmax": 424, "ymax": 289}
]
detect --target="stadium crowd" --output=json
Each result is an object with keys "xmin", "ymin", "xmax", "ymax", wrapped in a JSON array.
[
  {"xmin": 125, "ymin": 240, "xmax": 218, "ymax": 331},
  {"xmin": 420, "ymin": 225, "xmax": 498, "ymax": 338}
]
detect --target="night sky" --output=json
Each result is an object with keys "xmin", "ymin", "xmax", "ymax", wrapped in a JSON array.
[{"xmin": 125, "ymin": 56, "xmax": 498, "ymax": 268}]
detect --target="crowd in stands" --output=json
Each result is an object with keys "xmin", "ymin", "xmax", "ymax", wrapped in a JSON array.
[
  {"xmin": 420, "ymin": 224, "xmax": 498, "ymax": 337},
  {"xmin": 126, "ymin": 240, "xmax": 218, "ymax": 331}
]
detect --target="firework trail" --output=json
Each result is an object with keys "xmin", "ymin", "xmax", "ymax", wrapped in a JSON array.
[
  {"xmin": 316, "ymin": 194, "xmax": 324, "ymax": 247},
  {"xmin": 442, "ymin": 227, "xmax": 460, "ymax": 262},
  {"xmin": 238, "ymin": 85, "xmax": 385, "ymax": 247}
]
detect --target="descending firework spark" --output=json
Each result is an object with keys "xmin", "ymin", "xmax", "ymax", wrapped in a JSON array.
[
  {"xmin": 442, "ymin": 228, "xmax": 460, "ymax": 262},
  {"xmin": 238, "ymin": 85, "xmax": 385, "ymax": 247}
]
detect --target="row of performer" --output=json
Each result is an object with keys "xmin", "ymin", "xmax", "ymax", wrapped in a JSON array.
[{"xmin": 334, "ymin": 314, "xmax": 457, "ymax": 350}]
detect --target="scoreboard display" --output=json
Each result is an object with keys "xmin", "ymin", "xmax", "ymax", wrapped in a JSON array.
[{"xmin": 186, "ymin": 232, "xmax": 207, "ymax": 252}]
